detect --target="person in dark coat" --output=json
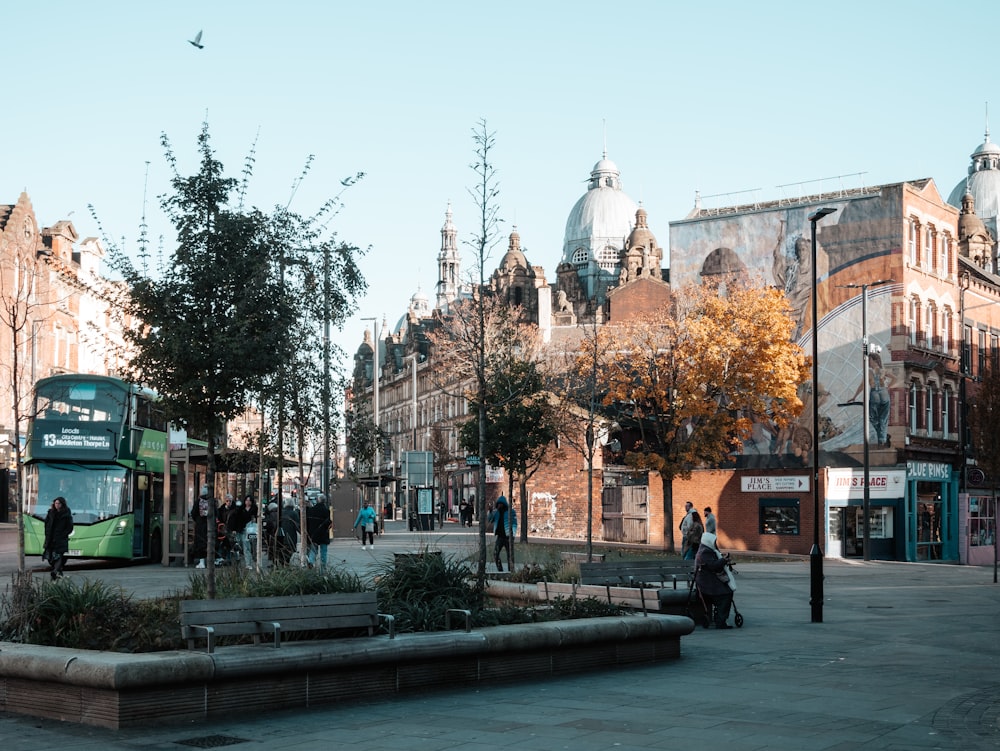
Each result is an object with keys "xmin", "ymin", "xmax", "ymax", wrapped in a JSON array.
[
  {"xmin": 306, "ymin": 497, "xmax": 332, "ymax": 570},
  {"xmin": 491, "ymin": 496, "xmax": 517, "ymax": 572},
  {"xmin": 43, "ymin": 496, "xmax": 74, "ymax": 580},
  {"xmin": 694, "ymin": 532, "xmax": 735, "ymax": 629},
  {"xmin": 190, "ymin": 489, "xmax": 210, "ymax": 569}
]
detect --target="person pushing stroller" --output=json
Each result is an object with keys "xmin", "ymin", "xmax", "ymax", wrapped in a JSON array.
[{"xmin": 694, "ymin": 532, "xmax": 736, "ymax": 629}]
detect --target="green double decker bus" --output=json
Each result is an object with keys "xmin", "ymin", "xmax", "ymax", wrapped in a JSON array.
[{"xmin": 23, "ymin": 374, "xmax": 172, "ymax": 561}]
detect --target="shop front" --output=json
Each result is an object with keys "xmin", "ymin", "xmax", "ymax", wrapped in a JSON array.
[
  {"xmin": 905, "ymin": 460, "xmax": 958, "ymax": 562},
  {"xmin": 960, "ymin": 467, "xmax": 998, "ymax": 566},
  {"xmin": 827, "ymin": 468, "xmax": 906, "ymax": 560}
]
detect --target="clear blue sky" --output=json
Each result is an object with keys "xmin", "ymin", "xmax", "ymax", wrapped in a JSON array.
[{"xmin": 1, "ymin": 1, "xmax": 994, "ymax": 371}]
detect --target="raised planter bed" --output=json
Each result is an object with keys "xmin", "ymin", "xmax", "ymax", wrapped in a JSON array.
[{"xmin": 0, "ymin": 614, "xmax": 694, "ymax": 728}]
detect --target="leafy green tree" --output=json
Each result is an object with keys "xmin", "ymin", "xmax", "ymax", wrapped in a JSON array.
[
  {"xmin": 601, "ymin": 283, "xmax": 809, "ymax": 550},
  {"xmin": 105, "ymin": 124, "xmax": 365, "ymax": 595}
]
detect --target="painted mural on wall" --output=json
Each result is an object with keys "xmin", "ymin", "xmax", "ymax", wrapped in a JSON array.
[{"xmin": 669, "ymin": 195, "xmax": 899, "ymax": 464}]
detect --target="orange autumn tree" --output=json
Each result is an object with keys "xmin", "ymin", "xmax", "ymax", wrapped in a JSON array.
[{"xmin": 600, "ymin": 283, "xmax": 810, "ymax": 550}]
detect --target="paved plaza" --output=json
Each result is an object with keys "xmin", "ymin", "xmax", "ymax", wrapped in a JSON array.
[{"xmin": 0, "ymin": 522, "xmax": 998, "ymax": 750}]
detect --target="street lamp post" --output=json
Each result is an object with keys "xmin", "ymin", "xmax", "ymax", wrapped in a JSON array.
[
  {"xmin": 361, "ymin": 316, "xmax": 382, "ymax": 505},
  {"xmin": 406, "ymin": 353, "xmax": 419, "ymax": 450},
  {"xmin": 838, "ymin": 279, "xmax": 893, "ymax": 562},
  {"xmin": 808, "ymin": 206, "xmax": 836, "ymax": 623}
]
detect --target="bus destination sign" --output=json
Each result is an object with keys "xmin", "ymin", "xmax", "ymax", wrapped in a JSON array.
[{"xmin": 32, "ymin": 421, "xmax": 116, "ymax": 460}]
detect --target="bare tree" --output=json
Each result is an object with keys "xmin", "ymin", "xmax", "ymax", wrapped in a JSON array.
[
  {"xmin": 967, "ymin": 353, "xmax": 1000, "ymax": 583},
  {"xmin": 0, "ymin": 204, "xmax": 51, "ymax": 572}
]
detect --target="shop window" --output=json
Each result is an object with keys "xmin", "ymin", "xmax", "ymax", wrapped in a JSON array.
[
  {"xmin": 908, "ymin": 219, "xmax": 917, "ymax": 265},
  {"xmin": 942, "ymin": 386, "xmax": 952, "ymax": 439},
  {"xmin": 759, "ymin": 498, "xmax": 800, "ymax": 535},
  {"xmin": 925, "ymin": 384, "xmax": 934, "ymax": 433},
  {"xmin": 969, "ymin": 495, "xmax": 996, "ymax": 547},
  {"xmin": 979, "ymin": 329, "xmax": 987, "ymax": 376}
]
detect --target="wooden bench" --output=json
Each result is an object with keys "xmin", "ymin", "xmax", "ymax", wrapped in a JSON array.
[
  {"xmin": 180, "ymin": 591, "xmax": 395, "ymax": 653},
  {"xmin": 579, "ymin": 560, "xmax": 695, "ymax": 589},
  {"xmin": 579, "ymin": 560, "xmax": 697, "ymax": 615}
]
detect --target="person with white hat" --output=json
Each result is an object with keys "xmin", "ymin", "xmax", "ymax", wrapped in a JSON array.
[{"xmin": 694, "ymin": 532, "xmax": 735, "ymax": 629}]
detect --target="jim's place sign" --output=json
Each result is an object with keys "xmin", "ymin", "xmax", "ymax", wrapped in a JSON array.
[
  {"xmin": 827, "ymin": 469, "xmax": 906, "ymax": 500},
  {"xmin": 740, "ymin": 476, "xmax": 809, "ymax": 493}
]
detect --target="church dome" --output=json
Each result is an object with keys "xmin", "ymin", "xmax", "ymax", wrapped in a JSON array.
[
  {"xmin": 949, "ymin": 130, "xmax": 1000, "ymax": 236},
  {"xmin": 625, "ymin": 206, "xmax": 657, "ymax": 253},
  {"xmin": 500, "ymin": 227, "xmax": 528, "ymax": 270},
  {"xmin": 408, "ymin": 286, "xmax": 431, "ymax": 319},
  {"xmin": 561, "ymin": 154, "xmax": 638, "ymax": 270}
]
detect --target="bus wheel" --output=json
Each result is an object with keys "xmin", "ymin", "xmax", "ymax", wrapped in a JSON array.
[{"xmin": 149, "ymin": 534, "xmax": 162, "ymax": 564}]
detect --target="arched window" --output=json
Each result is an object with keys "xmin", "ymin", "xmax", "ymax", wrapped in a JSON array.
[
  {"xmin": 909, "ymin": 298, "xmax": 919, "ymax": 345},
  {"xmin": 598, "ymin": 245, "xmax": 619, "ymax": 271},
  {"xmin": 908, "ymin": 219, "xmax": 917, "ymax": 265},
  {"xmin": 572, "ymin": 247, "xmax": 589, "ymax": 267},
  {"xmin": 909, "ymin": 382, "xmax": 918, "ymax": 432}
]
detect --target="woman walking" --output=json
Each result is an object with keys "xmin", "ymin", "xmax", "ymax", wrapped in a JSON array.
[{"xmin": 43, "ymin": 496, "xmax": 74, "ymax": 580}]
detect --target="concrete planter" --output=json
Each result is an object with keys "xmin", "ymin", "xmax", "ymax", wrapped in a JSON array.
[{"xmin": 0, "ymin": 614, "xmax": 694, "ymax": 729}]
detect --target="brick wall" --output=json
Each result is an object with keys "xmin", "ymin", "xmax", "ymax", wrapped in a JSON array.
[{"xmin": 505, "ymin": 455, "xmax": 823, "ymax": 555}]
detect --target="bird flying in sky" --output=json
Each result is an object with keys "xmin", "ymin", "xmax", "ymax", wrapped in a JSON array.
[{"xmin": 188, "ymin": 30, "xmax": 204, "ymax": 49}]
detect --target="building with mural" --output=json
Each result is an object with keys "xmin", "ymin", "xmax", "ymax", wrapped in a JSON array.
[{"xmin": 669, "ymin": 175, "xmax": 1000, "ymax": 562}]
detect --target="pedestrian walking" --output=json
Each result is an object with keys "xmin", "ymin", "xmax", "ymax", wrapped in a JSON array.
[
  {"xmin": 490, "ymin": 496, "xmax": 517, "ymax": 571},
  {"xmin": 43, "ymin": 496, "xmax": 74, "ymax": 580},
  {"xmin": 306, "ymin": 496, "xmax": 332, "ymax": 569},
  {"xmin": 354, "ymin": 501, "xmax": 377, "ymax": 549}
]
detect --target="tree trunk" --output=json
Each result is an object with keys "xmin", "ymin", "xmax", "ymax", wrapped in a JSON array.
[
  {"xmin": 662, "ymin": 471, "xmax": 676, "ymax": 554},
  {"xmin": 205, "ymin": 436, "xmax": 217, "ymax": 599}
]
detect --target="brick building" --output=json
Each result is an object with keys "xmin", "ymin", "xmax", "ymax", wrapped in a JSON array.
[{"xmin": 0, "ymin": 193, "xmax": 122, "ymax": 471}]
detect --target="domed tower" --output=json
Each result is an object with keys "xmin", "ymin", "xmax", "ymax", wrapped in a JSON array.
[
  {"xmin": 957, "ymin": 189, "xmax": 997, "ymax": 272},
  {"xmin": 408, "ymin": 286, "xmax": 432, "ymax": 320},
  {"xmin": 559, "ymin": 153, "xmax": 638, "ymax": 306},
  {"xmin": 492, "ymin": 227, "xmax": 544, "ymax": 322},
  {"xmin": 619, "ymin": 206, "xmax": 663, "ymax": 283},
  {"xmin": 436, "ymin": 202, "xmax": 460, "ymax": 311},
  {"xmin": 948, "ymin": 123, "xmax": 1000, "ymax": 238}
]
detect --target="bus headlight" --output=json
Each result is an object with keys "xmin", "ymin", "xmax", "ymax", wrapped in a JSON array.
[{"xmin": 112, "ymin": 519, "xmax": 129, "ymax": 535}]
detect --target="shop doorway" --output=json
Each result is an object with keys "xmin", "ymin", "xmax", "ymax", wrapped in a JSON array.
[
  {"xmin": 916, "ymin": 494, "xmax": 942, "ymax": 561},
  {"xmin": 829, "ymin": 504, "xmax": 897, "ymax": 560}
]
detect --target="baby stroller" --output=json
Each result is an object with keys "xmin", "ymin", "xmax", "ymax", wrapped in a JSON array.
[
  {"xmin": 689, "ymin": 556, "xmax": 744, "ymax": 629},
  {"xmin": 214, "ymin": 521, "xmax": 243, "ymax": 566}
]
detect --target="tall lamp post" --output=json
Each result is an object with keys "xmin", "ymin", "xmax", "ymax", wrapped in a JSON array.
[
  {"xmin": 361, "ymin": 316, "xmax": 382, "ymax": 506},
  {"xmin": 838, "ymin": 279, "xmax": 893, "ymax": 561},
  {"xmin": 808, "ymin": 207, "xmax": 837, "ymax": 623},
  {"xmin": 406, "ymin": 353, "xmax": 419, "ymax": 450}
]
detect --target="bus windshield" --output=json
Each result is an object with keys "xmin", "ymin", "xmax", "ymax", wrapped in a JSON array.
[
  {"xmin": 34, "ymin": 379, "xmax": 128, "ymax": 423},
  {"xmin": 25, "ymin": 463, "xmax": 128, "ymax": 523}
]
